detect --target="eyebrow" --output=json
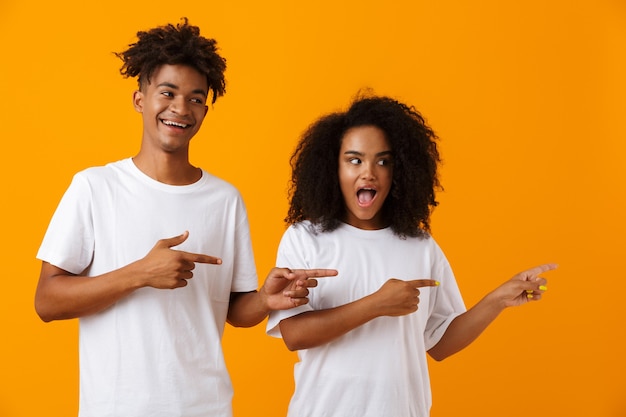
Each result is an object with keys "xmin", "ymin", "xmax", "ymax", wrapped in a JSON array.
[
  {"xmin": 157, "ymin": 82, "xmax": 208, "ymax": 97},
  {"xmin": 343, "ymin": 150, "xmax": 393, "ymax": 157}
]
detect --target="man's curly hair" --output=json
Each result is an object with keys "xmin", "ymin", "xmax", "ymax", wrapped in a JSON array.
[
  {"xmin": 115, "ymin": 17, "xmax": 226, "ymax": 104},
  {"xmin": 287, "ymin": 94, "xmax": 442, "ymax": 238}
]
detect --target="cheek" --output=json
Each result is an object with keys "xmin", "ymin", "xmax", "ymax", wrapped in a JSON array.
[
  {"xmin": 338, "ymin": 179, "xmax": 351, "ymax": 198},
  {"xmin": 378, "ymin": 167, "xmax": 393, "ymax": 182},
  {"xmin": 337, "ymin": 167, "xmax": 350, "ymax": 187},
  {"xmin": 337, "ymin": 173, "xmax": 354, "ymax": 200},
  {"xmin": 195, "ymin": 106, "xmax": 207, "ymax": 118},
  {"xmin": 380, "ymin": 171, "xmax": 394, "ymax": 195}
]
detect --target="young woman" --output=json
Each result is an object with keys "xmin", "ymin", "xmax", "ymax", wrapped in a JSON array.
[{"xmin": 267, "ymin": 95, "xmax": 556, "ymax": 417}]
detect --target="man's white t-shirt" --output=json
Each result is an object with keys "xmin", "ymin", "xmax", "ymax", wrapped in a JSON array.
[
  {"xmin": 267, "ymin": 222, "xmax": 466, "ymax": 417},
  {"xmin": 37, "ymin": 158, "xmax": 258, "ymax": 417}
]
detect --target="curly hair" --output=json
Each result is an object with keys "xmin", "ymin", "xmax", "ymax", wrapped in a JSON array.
[
  {"xmin": 287, "ymin": 94, "xmax": 442, "ymax": 238},
  {"xmin": 115, "ymin": 17, "xmax": 226, "ymax": 104}
]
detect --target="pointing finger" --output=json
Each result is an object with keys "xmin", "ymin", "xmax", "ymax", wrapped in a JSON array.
[
  {"xmin": 523, "ymin": 263, "xmax": 558, "ymax": 277},
  {"xmin": 288, "ymin": 268, "xmax": 339, "ymax": 279},
  {"xmin": 407, "ymin": 279, "xmax": 440, "ymax": 288},
  {"xmin": 181, "ymin": 252, "xmax": 222, "ymax": 265}
]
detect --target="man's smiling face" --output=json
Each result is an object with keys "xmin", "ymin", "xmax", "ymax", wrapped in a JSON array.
[{"xmin": 133, "ymin": 64, "xmax": 209, "ymax": 155}]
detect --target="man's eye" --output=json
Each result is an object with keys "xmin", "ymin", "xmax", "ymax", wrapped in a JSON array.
[
  {"xmin": 190, "ymin": 98, "xmax": 205, "ymax": 104},
  {"xmin": 161, "ymin": 91, "xmax": 173, "ymax": 97}
]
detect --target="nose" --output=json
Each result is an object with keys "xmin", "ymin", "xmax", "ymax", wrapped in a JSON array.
[
  {"xmin": 170, "ymin": 96, "xmax": 190, "ymax": 116},
  {"xmin": 360, "ymin": 162, "xmax": 376, "ymax": 180}
]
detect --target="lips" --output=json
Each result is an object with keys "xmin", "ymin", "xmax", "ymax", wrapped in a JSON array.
[
  {"xmin": 357, "ymin": 188, "xmax": 376, "ymax": 206},
  {"xmin": 161, "ymin": 119, "xmax": 191, "ymax": 129}
]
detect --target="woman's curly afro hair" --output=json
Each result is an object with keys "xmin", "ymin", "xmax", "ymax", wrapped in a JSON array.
[
  {"xmin": 115, "ymin": 17, "xmax": 226, "ymax": 104},
  {"xmin": 287, "ymin": 94, "xmax": 442, "ymax": 239}
]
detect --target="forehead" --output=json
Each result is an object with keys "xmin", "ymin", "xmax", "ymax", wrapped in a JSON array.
[
  {"xmin": 340, "ymin": 125, "xmax": 390, "ymax": 152},
  {"xmin": 146, "ymin": 64, "xmax": 208, "ymax": 91}
]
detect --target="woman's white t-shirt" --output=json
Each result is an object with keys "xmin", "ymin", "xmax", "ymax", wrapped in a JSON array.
[{"xmin": 267, "ymin": 221, "xmax": 466, "ymax": 417}]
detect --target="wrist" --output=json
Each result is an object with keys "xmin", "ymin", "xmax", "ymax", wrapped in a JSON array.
[
  {"xmin": 123, "ymin": 261, "xmax": 149, "ymax": 290},
  {"xmin": 360, "ymin": 293, "xmax": 383, "ymax": 319},
  {"xmin": 257, "ymin": 285, "xmax": 272, "ymax": 313},
  {"xmin": 483, "ymin": 290, "xmax": 508, "ymax": 312}
]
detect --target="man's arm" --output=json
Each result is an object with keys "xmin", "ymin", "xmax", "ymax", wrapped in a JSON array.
[
  {"xmin": 277, "ymin": 278, "xmax": 439, "ymax": 351},
  {"xmin": 34, "ymin": 231, "xmax": 221, "ymax": 322},
  {"xmin": 226, "ymin": 268, "xmax": 338, "ymax": 328},
  {"xmin": 427, "ymin": 263, "xmax": 557, "ymax": 361}
]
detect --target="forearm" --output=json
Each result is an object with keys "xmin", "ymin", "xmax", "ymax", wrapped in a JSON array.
[
  {"xmin": 428, "ymin": 291, "xmax": 505, "ymax": 361},
  {"xmin": 227, "ymin": 291, "xmax": 269, "ymax": 327},
  {"xmin": 35, "ymin": 262, "xmax": 145, "ymax": 322},
  {"xmin": 279, "ymin": 295, "xmax": 380, "ymax": 351}
]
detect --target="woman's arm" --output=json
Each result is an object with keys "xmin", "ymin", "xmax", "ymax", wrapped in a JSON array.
[
  {"xmin": 279, "ymin": 278, "xmax": 439, "ymax": 351},
  {"xmin": 428, "ymin": 263, "xmax": 556, "ymax": 361}
]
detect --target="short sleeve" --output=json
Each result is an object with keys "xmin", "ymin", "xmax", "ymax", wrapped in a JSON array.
[
  {"xmin": 266, "ymin": 225, "xmax": 314, "ymax": 337},
  {"xmin": 230, "ymin": 194, "xmax": 259, "ymax": 293},
  {"xmin": 37, "ymin": 173, "xmax": 95, "ymax": 274},
  {"xmin": 423, "ymin": 242, "xmax": 466, "ymax": 350}
]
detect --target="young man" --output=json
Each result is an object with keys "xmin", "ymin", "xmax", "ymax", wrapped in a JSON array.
[{"xmin": 35, "ymin": 19, "xmax": 335, "ymax": 417}]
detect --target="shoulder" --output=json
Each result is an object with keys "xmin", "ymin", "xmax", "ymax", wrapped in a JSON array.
[
  {"xmin": 283, "ymin": 220, "xmax": 324, "ymax": 239},
  {"xmin": 411, "ymin": 234, "xmax": 452, "ymax": 270},
  {"xmin": 72, "ymin": 159, "xmax": 127, "ymax": 182},
  {"xmin": 402, "ymin": 233, "xmax": 447, "ymax": 257},
  {"xmin": 61, "ymin": 160, "xmax": 124, "ymax": 194},
  {"xmin": 288, "ymin": 220, "xmax": 318, "ymax": 232},
  {"xmin": 421, "ymin": 233, "xmax": 445, "ymax": 254},
  {"xmin": 200, "ymin": 170, "xmax": 242, "ymax": 197},
  {"xmin": 279, "ymin": 221, "xmax": 322, "ymax": 246}
]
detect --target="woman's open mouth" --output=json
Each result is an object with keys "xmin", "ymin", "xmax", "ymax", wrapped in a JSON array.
[{"xmin": 357, "ymin": 188, "xmax": 376, "ymax": 207}]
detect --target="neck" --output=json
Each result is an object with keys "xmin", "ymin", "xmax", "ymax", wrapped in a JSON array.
[{"xmin": 132, "ymin": 151, "xmax": 201, "ymax": 185}]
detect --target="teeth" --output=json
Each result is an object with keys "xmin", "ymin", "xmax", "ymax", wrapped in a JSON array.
[{"xmin": 162, "ymin": 120, "xmax": 189, "ymax": 128}]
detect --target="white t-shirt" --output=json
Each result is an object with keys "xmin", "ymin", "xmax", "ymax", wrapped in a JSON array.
[
  {"xmin": 37, "ymin": 158, "xmax": 258, "ymax": 417},
  {"xmin": 267, "ymin": 221, "xmax": 466, "ymax": 417}
]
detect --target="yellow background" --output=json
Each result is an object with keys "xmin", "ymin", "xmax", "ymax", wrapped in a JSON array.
[{"xmin": 1, "ymin": 1, "xmax": 624, "ymax": 416}]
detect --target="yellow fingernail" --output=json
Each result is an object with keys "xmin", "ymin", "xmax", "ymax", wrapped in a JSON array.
[
  {"xmin": 526, "ymin": 290, "xmax": 533, "ymax": 294},
  {"xmin": 435, "ymin": 281, "xmax": 440, "ymax": 286},
  {"xmin": 539, "ymin": 285, "xmax": 548, "ymax": 291},
  {"xmin": 527, "ymin": 293, "xmax": 534, "ymax": 299}
]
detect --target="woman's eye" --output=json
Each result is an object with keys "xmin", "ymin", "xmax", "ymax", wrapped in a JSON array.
[
  {"xmin": 378, "ymin": 159, "xmax": 391, "ymax": 166},
  {"xmin": 349, "ymin": 158, "xmax": 361, "ymax": 165}
]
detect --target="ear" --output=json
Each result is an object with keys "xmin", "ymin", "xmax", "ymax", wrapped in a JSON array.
[{"xmin": 132, "ymin": 90, "xmax": 144, "ymax": 113}]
